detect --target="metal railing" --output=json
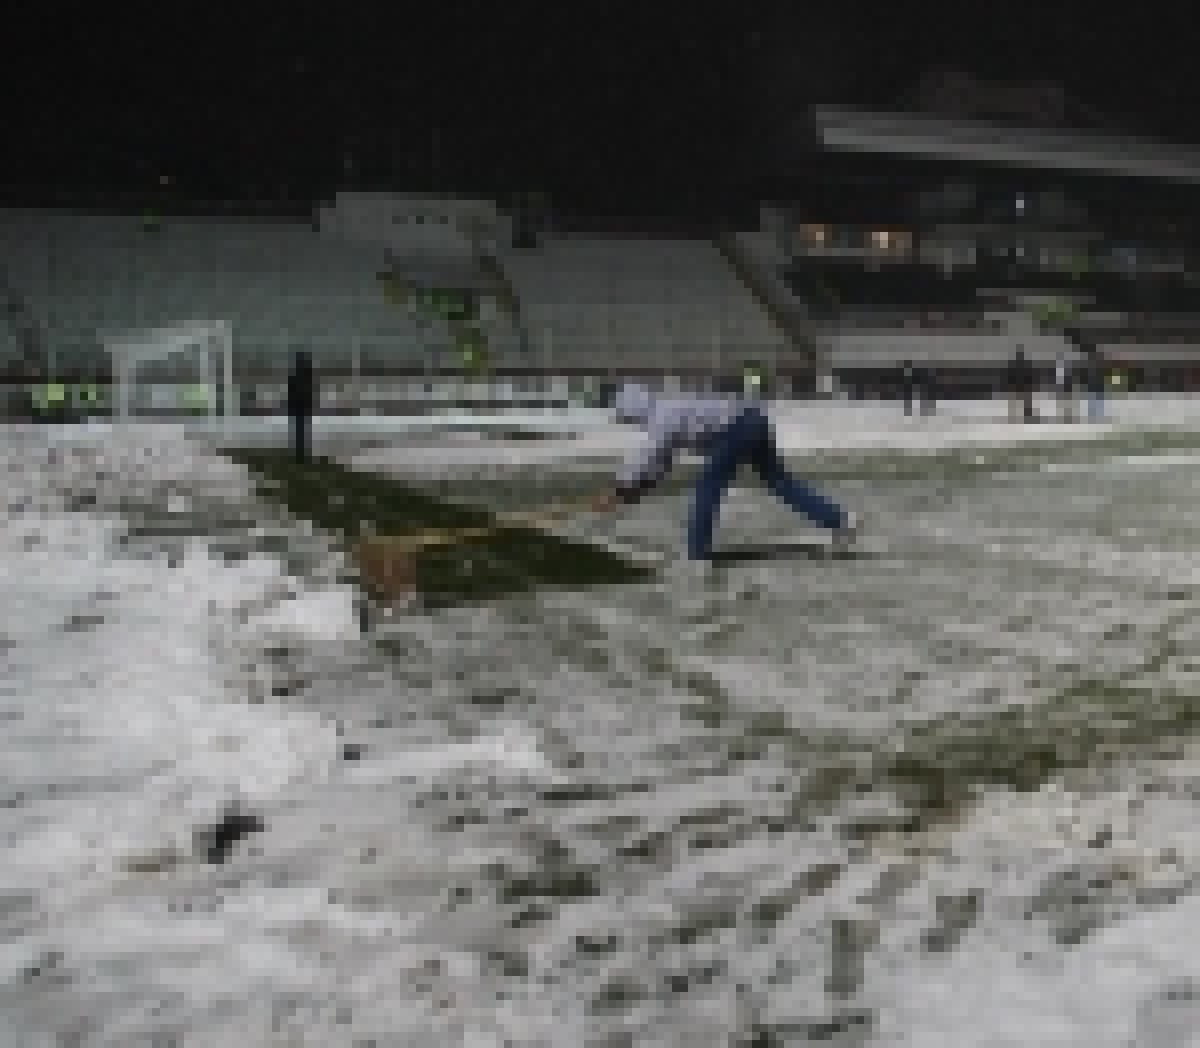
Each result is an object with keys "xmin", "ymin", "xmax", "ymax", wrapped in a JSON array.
[{"xmin": 832, "ymin": 308, "xmax": 998, "ymax": 331}]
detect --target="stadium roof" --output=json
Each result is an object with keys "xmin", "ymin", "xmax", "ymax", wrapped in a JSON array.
[{"xmin": 812, "ymin": 104, "xmax": 1200, "ymax": 184}]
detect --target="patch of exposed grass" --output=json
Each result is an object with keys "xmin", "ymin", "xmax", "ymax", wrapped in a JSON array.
[
  {"xmin": 872, "ymin": 609, "xmax": 1196, "ymax": 824},
  {"xmin": 654, "ymin": 602, "xmax": 1200, "ymax": 845},
  {"xmin": 225, "ymin": 448, "xmax": 653, "ymax": 609}
]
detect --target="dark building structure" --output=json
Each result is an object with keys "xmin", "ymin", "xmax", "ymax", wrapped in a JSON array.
[{"xmin": 759, "ymin": 71, "xmax": 1200, "ymax": 395}]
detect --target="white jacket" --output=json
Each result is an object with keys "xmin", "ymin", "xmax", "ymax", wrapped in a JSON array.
[{"xmin": 613, "ymin": 384, "xmax": 748, "ymax": 500}]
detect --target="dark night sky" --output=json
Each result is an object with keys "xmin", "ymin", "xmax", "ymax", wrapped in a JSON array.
[{"xmin": 5, "ymin": 4, "xmax": 1198, "ymax": 211}]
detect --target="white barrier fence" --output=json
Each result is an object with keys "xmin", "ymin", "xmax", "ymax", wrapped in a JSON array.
[{"xmin": 824, "ymin": 331, "xmax": 1076, "ymax": 367}]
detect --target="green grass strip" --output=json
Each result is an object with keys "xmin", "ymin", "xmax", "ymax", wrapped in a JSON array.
[{"xmin": 226, "ymin": 448, "xmax": 654, "ymax": 609}]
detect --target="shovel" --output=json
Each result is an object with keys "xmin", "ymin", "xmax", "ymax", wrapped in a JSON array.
[{"xmin": 351, "ymin": 496, "xmax": 599, "ymax": 626}]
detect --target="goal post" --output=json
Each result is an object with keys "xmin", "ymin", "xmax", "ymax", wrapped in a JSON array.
[{"xmin": 103, "ymin": 319, "xmax": 235, "ymax": 429}]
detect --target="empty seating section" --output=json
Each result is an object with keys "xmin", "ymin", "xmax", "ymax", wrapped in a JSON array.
[
  {"xmin": 0, "ymin": 210, "xmax": 450, "ymax": 377},
  {"xmin": 783, "ymin": 258, "xmax": 981, "ymax": 311},
  {"xmin": 1074, "ymin": 271, "xmax": 1200, "ymax": 313},
  {"xmin": 0, "ymin": 323, "xmax": 17, "ymax": 374},
  {"xmin": 968, "ymin": 261, "xmax": 1200, "ymax": 314},
  {"xmin": 731, "ymin": 231, "xmax": 808, "ymax": 312},
  {"xmin": 499, "ymin": 236, "xmax": 788, "ymax": 370},
  {"xmin": 15, "ymin": 207, "xmax": 1199, "ymax": 395},
  {"xmin": 783, "ymin": 252, "xmax": 1200, "ymax": 320},
  {"xmin": 775, "ymin": 246, "xmax": 1200, "ymax": 377}
]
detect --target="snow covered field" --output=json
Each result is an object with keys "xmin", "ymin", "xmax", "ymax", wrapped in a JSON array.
[{"xmin": 6, "ymin": 405, "xmax": 1200, "ymax": 1044}]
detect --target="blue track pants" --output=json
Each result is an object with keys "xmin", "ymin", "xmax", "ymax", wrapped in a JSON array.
[{"xmin": 687, "ymin": 406, "xmax": 848, "ymax": 560}]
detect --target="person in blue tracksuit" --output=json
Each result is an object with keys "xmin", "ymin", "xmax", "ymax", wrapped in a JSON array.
[{"xmin": 591, "ymin": 383, "xmax": 857, "ymax": 560}]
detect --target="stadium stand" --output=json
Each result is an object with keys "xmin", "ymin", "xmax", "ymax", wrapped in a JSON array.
[
  {"xmin": 0, "ymin": 209, "xmax": 453, "ymax": 387},
  {"xmin": 782, "ymin": 257, "xmax": 983, "ymax": 311},
  {"xmin": 496, "ymin": 234, "xmax": 790, "ymax": 379}
]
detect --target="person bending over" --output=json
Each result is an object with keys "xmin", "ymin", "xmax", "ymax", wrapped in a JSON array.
[{"xmin": 591, "ymin": 382, "xmax": 857, "ymax": 560}]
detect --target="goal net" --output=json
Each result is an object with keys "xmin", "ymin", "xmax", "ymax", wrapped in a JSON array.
[{"xmin": 104, "ymin": 319, "xmax": 234, "ymax": 425}]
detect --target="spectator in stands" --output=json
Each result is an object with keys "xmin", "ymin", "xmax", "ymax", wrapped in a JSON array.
[
  {"xmin": 286, "ymin": 349, "xmax": 317, "ymax": 463},
  {"xmin": 899, "ymin": 359, "xmax": 917, "ymax": 416},
  {"xmin": 1007, "ymin": 347, "xmax": 1037, "ymax": 422}
]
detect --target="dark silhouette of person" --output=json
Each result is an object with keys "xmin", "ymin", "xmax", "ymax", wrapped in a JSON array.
[
  {"xmin": 286, "ymin": 350, "xmax": 316, "ymax": 462},
  {"xmin": 1007, "ymin": 348, "xmax": 1037, "ymax": 422},
  {"xmin": 1082, "ymin": 345, "xmax": 1106, "ymax": 422},
  {"xmin": 899, "ymin": 359, "xmax": 916, "ymax": 416},
  {"xmin": 919, "ymin": 365, "xmax": 938, "ymax": 416}
]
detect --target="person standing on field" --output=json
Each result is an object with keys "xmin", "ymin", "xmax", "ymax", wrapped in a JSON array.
[
  {"xmin": 1054, "ymin": 355, "xmax": 1075, "ymax": 422},
  {"xmin": 899, "ymin": 359, "xmax": 916, "ymax": 417},
  {"xmin": 287, "ymin": 349, "xmax": 316, "ymax": 463},
  {"xmin": 919, "ymin": 364, "xmax": 938, "ymax": 417},
  {"xmin": 1007, "ymin": 347, "xmax": 1036, "ymax": 422},
  {"xmin": 1084, "ymin": 346, "xmax": 1107, "ymax": 423}
]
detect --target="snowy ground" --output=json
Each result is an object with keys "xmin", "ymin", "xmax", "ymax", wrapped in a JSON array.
[
  {"xmin": 173, "ymin": 392, "xmax": 1200, "ymax": 466},
  {"xmin": 6, "ymin": 407, "xmax": 1200, "ymax": 1044}
]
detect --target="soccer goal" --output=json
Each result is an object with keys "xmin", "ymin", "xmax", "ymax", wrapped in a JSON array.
[{"xmin": 104, "ymin": 319, "xmax": 235, "ymax": 427}]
